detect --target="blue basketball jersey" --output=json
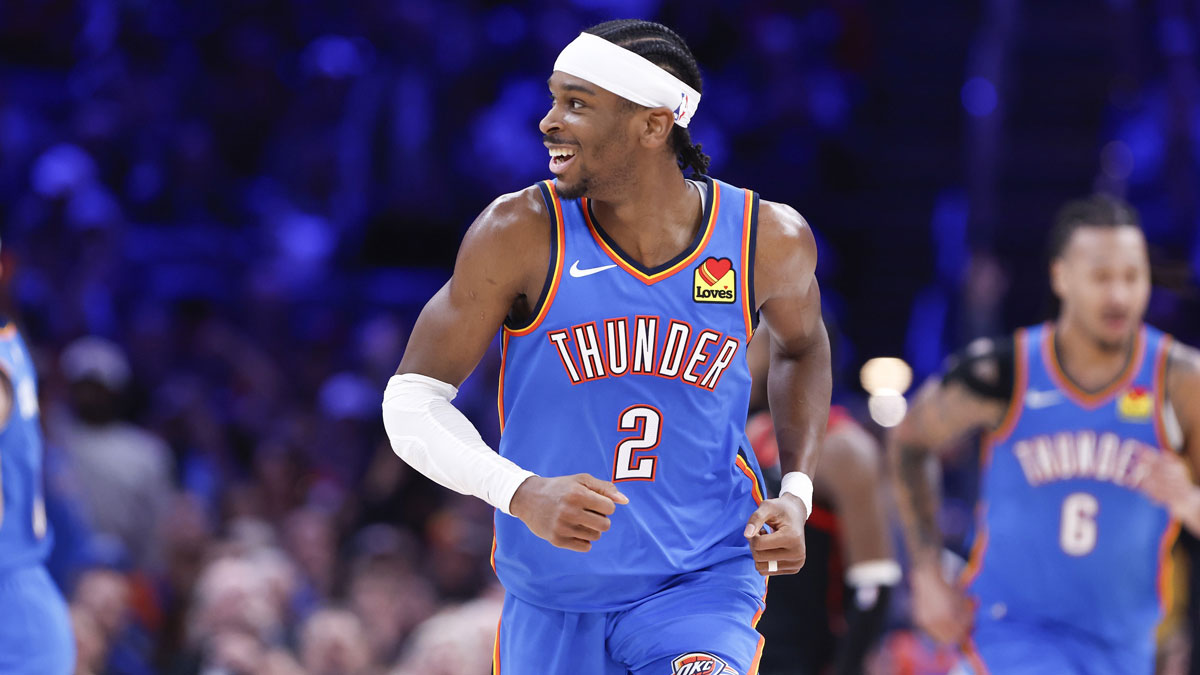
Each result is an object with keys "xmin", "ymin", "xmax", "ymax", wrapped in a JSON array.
[
  {"xmin": 0, "ymin": 321, "xmax": 53, "ymax": 573},
  {"xmin": 965, "ymin": 323, "xmax": 1177, "ymax": 650},
  {"xmin": 494, "ymin": 176, "xmax": 768, "ymax": 612}
]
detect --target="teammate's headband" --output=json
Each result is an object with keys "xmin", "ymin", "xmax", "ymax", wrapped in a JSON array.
[{"xmin": 553, "ymin": 33, "xmax": 701, "ymax": 128}]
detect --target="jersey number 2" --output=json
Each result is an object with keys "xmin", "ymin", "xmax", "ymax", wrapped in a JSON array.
[
  {"xmin": 613, "ymin": 405, "xmax": 662, "ymax": 482},
  {"xmin": 1060, "ymin": 492, "xmax": 1098, "ymax": 556}
]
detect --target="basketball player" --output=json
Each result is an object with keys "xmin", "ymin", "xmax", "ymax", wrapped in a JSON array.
[
  {"xmin": 890, "ymin": 195, "xmax": 1200, "ymax": 674},
  {"xmin": 383, "ymin": 19, "xmax": 831, "ymax": 675},
  {"xmin": 745, "ymin": 328, "xmax": 899, "ymax": 675},
  {"xmin": 0, "ymin": 252, "xmax": 76, "ymax": 673}
]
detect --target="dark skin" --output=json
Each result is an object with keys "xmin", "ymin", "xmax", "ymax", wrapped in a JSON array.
[
  {"xmin": 746, "ymin": 331, "xmax": 894, "ymax": 570},
  {"xmin": 889, "ymin": 225, "xmax": 1200, "ymax": 644},
  {"xmin": 399, "ymin": 71, "xmax": 831, "ymax": 574}
]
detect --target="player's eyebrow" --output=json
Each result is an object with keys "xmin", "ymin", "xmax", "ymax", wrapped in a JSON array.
[{"xmin": 548, "ymin": 77, "xmax": 597, "ymax": 96}]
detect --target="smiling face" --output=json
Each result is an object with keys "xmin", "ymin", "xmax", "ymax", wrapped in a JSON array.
[
  {"xmin": 539, "ymin": 72, "xmax": 643, "ymax": 200},
  {"xmin": 1051, "ymin": 225, "xmax": 1151, "ymax": 352}
]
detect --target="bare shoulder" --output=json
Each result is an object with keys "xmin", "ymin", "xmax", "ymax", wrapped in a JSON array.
[
  {"xmin": 460, "ymin": 184, "xmax": 550, "ymax": 253},
  {"xmin": 1167, "ymin": 339, "xmax": 1200, "ymax": 412},
  {"xmin": 453, "ymin": 184, "xmax": 553, "ymax": 295},
  {"xmin": 756, "ymin": 200, "xmax": 817, "ymax": 265},
  {"xmin": 754, "ymin": 199, "xmax": 818, "ymax": 303},
  {"xmin": 1168, "ymin": 339, "xmax": 1200, "ymax": 374}
]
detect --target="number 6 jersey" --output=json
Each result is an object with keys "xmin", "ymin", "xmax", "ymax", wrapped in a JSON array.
[
  {"xmin": 963, "ymin": 322, "xmax": 1178, "ymax": 652},
  {"xmin": 493, "ymin": 176, "xmax": 768, "ymax": 612}
]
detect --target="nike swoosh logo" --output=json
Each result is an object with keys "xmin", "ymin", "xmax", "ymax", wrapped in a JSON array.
[
  {"xmin": 1025, "ymin": 390, "xmax": 1063, "ymax": 409},
  {"xmin": 569, "ymin": 260, "xmax": 618, "ymax": 278}
]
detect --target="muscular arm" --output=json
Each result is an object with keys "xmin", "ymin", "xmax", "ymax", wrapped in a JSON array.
[
  {"xmin": 1139, "ymin": 341, "xmax": 1200, "ymax": 536},
  {"xmin": 0, "ymin": 370, "xmax": 11, "ymax": 431},
  {"xmin": 889, "ymin": 340, "xmax": 1009, "ymax": 568},
  {"xmin": 818, "ymin": 425, "xmax": 893, "ymax": 568},
  {"xmin": 743, "ymin": 201, "xmax": 831, "ymax": 575},
  {"xmin": 819, "ymin": 425, "xmax": 898, "ymax": 675},
  {"xmin": 398, "ymin": 187, "xmax": 549, "ymax": 383},
  {"xmin": 756, "ymin": 201, "xmax": 831, "ymax": 485},
  {"xmin": 888, "ymin": 339, "xmax": 1009, "ymax": 644},
  {"xmin": 1168, "ymin": 342, "xmax": 1200, "ymax": 479},
  {"xmin": 387, "ymin": 186, "xmax": 627, "ymax": 551}
]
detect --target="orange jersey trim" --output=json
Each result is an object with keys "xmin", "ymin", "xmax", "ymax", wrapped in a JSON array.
[
  {"xmin": 747, "ymin": 585, "xmax": 768, "ymax": 674},
  {"xmin": 497, "ymin": 332, "xmax": 510, "ymax": 432},
  {"xmin": 0, "ymin": 324, "xmax": 16, "ymax": 340},
  {"xmin": 748, "ymin": 635, "xmax": 766, "ymax": 674},
  {"xmin": 958, "ymin": 497, "xmax": 990, "ymax": 589},
  {"xmin": 1043, "ymin": 323, "xmax": 1146, "ymax": 410},
  {"xmin": 961, "ymin": 637, "xmax": 990, "ymax": 674},
  {"xmin": 492, "ymin": 613, "xmax": 502, "ymax": 674},
  {"xmin": 735, "ymin": 454, "xmax": 765, "ymax": 505},
  {"xmin": 581, "ymin": 184, "xmax": 721, "ymax": 286},
  {"xmin": 505, "ymin": 180, "xmax": 566, "ymax": 338},
  {"xmin": 961, "ymin": 330, "xmax": 1027, "ymax": 590},
  {"xmin": 987, "ymin": 328, "xmax": 1029, "ymax": 447},
  {"xmin": 1158, "ymin": 519, "xmax": 1181, "ymax": 614},
  {"xmin": 740, "ymin": 188, "xmax": 756, "ymax": 339}
]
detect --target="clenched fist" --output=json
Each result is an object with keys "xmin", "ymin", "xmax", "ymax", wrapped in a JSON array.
[
  {"xmin": 509, "ymin": 474, "xmax": 629, "ymax": 552},
  {"xmin": 744, "ymin": 493, "xmax": 809, "ymax": 576}
]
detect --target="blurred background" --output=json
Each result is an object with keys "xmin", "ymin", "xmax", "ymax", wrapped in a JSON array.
[{"xmin": 2, "ymin": 0, "xmax": 1200, "ymax": 673}]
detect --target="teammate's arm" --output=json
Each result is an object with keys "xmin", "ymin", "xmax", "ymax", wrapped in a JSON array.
[
  {"xmin": 1139, "ymin": 342, "xmax": 1200, "ymax": 535},
  {"xmin": 0, "ymin": 369, "xmax": 11, "ymax": 526},
  {"xmin": 386, "ymin": 188, "xmax": 626, "ymax": 553},
  {"xmin": 743, "ymin": 201, "xmax": 832, "ymax": 576},
  {"xmin": 0, "ymin": 369, "xmax": 12, "ymax": 431},
  {"xmin": 818, "ymin": 426, "xmax": 899, "ymax": 674},
  {"xmin": 888, "ymin": 338, "xmax": 1010, "ymax": 644}
]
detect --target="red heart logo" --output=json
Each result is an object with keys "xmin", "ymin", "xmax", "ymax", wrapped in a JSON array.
[{"xmin": 699, "ymin": 258, "xmax": 732, "ymax": 286}]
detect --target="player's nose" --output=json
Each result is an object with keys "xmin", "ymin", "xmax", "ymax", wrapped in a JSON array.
[{"xmin": 539, "ymin": 106, "xmax": 562, "ymax": 137}]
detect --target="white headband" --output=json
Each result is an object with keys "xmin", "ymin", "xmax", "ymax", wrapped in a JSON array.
[{"xmin": 553, "ymin": 32, "xmax": 701, "ymax": 128}]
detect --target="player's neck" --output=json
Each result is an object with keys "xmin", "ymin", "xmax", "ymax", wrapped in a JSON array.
[
  {"xmin": 1053, "ymin": 318, "xmax": 1137, "ymax": 393},
  {"xmin": 588, "ymin": 166, "xmax": 701, "ymax": 269}
]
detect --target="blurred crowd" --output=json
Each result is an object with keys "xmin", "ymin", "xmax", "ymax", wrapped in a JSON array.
[
  {"xmin": 3, "ymin": 0, "xmax": 1200, "ymax": 673},
  {"xmin": 0, "ymin": 1, "xmax": 880, "ymax": 670}
]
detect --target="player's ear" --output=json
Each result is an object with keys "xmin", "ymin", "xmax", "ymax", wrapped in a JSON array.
[
  {"xmin": 639, "ymin": 108, "xmax": 674, "ymax": 149},
  {"xmin": 1049, "ymin": 257, "xmax": 1068, "ymax": 300}
]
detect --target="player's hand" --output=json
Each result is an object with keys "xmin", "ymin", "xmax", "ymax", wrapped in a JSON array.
[
  {"xmin": 1138, "ymin": 450, "xmax": 1200, "ymax": 521},
  {"xmin": 910, "ymin": 562, "xmax": 972, "ymax": 645},
  {"xmin": 744, "ymin": 493, "xmax": 808, "ymax": 576},
  {"xmin": 509, "ymin": 474, "xmax": 629, "ymax": 553}
]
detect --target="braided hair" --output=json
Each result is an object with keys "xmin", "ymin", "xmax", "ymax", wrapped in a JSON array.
[{"xmin": 584, "ymin": 19, "xmax": 711, "ymax": 176}]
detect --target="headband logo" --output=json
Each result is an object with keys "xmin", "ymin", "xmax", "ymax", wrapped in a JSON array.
[{"xmin": 674, "ymin": 93, "xmax": 691, "ymax": 125}]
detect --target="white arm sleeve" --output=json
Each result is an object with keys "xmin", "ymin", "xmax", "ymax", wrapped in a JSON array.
[{"xmin": 382, "ymin": 373, "xmax": 536, "ymax": 515}]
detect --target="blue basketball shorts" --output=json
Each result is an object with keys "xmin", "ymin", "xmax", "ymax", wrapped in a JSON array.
[
  {"xmin": 955, "ymin": 616, "xmax": 1153, "ymax": 675},
  {"xmin": 494, "ymin": 559, "xmax": 767, "ymax": 675},
  {"xmin": 0, "ymin": 565, "xmax": 75, "ymax": 675}
]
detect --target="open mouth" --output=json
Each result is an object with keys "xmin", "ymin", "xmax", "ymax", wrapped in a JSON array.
[{"xmin": 548, "ymin": 147, "xmax": 577, "ymax": 175}]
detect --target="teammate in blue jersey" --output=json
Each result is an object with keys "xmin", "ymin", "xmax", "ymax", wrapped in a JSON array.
[
  {"xmin": 0, "ymin": 310, "xmax": 76, "ymax": 670},
  {"xmin": 890, "ymin": 194, "xmax": 1200, "ymax": 675},
  {"xmin": 383, "ymin": 19, "xmax": 831, "ymax": 675}
]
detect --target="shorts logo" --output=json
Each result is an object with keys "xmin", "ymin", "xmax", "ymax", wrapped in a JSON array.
[
  {"xmin": 671, "ymin": 652, "xmax": 732, "ymax": 675},
  {"xmin": 693, "ymin": 257, "xmax": 736, "ymax": 304},
  {"xmin": 1117, "ymin": 386, "xmax": 1153, "ymax": 421}
]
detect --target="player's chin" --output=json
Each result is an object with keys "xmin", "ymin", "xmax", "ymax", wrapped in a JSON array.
[{"xmin": 554, "ymin": 176, "xmax": 589, "ymax": 201}]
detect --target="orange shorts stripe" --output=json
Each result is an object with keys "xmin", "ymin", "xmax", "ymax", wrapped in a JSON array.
[{"xmin": 492, "ymin": 612, "xmax": 502, "ymax": 674}]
